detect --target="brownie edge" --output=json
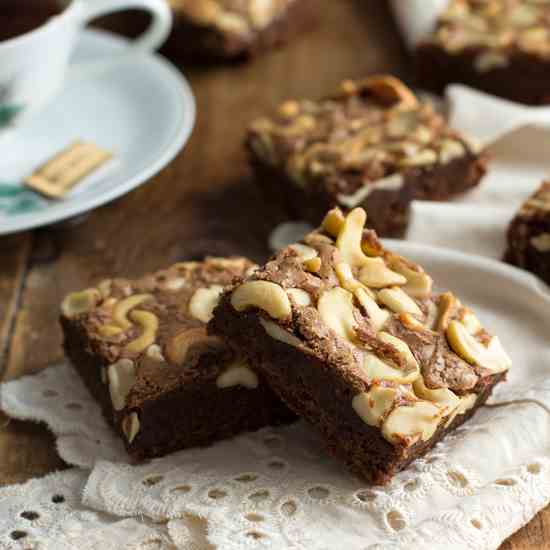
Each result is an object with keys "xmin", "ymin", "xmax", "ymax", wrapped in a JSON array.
[
  {"xmin": 417, "ymin": 43, "xmax": 550, "ymax": 106},
  {"xmin": 60, "ymin": 258, "xmax": 294, "ymax": 460},
  {"xmin": 505, "ymin": 181, "xmax": 550, "ymax": 285},
  {"xmin": 210, "ymin": 298, "xmax": 505, "ymax": 484}
]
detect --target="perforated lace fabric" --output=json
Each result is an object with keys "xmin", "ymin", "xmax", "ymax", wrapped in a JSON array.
[
  {"xmin": 0, "ymin": 468, "xmax": 172, "ymax": 550},
  {"xmin": 1, "ymin": 363, "xmax": 550, "ymax": 549}
]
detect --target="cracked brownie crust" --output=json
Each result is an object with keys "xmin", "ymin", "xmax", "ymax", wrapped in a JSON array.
[
  {"xmin": 417, "ymin": 0, "xmax": 550, "ymax": 105},
  {"xmin": 505, "ymin": 181, "xmax": 550, "ymax": 284},
  {"xmin": 60, "ymin": 257, "xmax": 294, "ymax": 460},
  {"xmin": 247, "ymin": 75, "xmax": 487, "ymax": 236},
  {"xmin": 210, "ymin": 208, "xmax": 510, "ymax": 483}
]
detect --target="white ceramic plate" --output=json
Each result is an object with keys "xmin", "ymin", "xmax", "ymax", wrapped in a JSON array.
[
  {"xmin": 386, "ymin": 239, "xmax": 550, "ymax": 390},
  {"xmin": 0, "ymin": 29, "xmax": 195, "ymax": 235}
]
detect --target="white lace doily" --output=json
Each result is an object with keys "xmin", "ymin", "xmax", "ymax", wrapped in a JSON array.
[
  {"xmin": 0, "ymin": 468, "xmax": 170, "ymax": 550},
  {"xmin": 2, "ymin": 361, "xmax": 550, "ymax": 550}
]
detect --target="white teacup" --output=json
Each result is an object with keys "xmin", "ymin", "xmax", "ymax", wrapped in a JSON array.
[{"xmin": 0, "ymin": 0, "xmax": 172, "ymax": 132}]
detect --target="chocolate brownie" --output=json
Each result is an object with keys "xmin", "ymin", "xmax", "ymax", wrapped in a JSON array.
[
  {"xmin": 246, "ymin": 75, "xmax": 487, "ymax": 237},
  {"xmin": 505, "ymin": 181, "xmax": 550, "ymax": 285},
  {"xmin": 210, "ymin": 208, "xmax": 511, "ymax": 484},
  {"xmin": 60, "ymin": 257, "xmax": 294, "ymax": 460},
  {"xmin": 164, "ymin": 0, "xmax": 315, "ymax": 61},
  {"xmin": 417, "ymin": 0, "xmax": 550, "ymax": 105}
]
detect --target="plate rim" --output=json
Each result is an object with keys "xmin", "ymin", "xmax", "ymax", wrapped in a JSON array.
[{"xmin": 0, "ymin": 29, "xmax": 196, "ymax": 236}]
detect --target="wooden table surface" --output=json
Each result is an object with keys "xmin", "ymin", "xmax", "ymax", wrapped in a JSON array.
[{"xmin": 0, "ymin": 2, "xmax": 547, "ymax": 548}]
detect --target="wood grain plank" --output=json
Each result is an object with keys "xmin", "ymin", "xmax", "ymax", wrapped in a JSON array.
[
  {"xmin": 0, "ymin": 234, "xmax": 31, "ymax": 375},
  {"xmin": 0, "ymin": 413, "xmax": 65, "ymax": 485},
  {"xmin": 502, "ymin": 508, "xmax": 550, "ymax": 549}
]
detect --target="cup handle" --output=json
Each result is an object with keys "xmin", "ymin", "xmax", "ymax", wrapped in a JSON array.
[{"xmin": 72, "ymin": 0, "xmax": 173, "ymax": 53}]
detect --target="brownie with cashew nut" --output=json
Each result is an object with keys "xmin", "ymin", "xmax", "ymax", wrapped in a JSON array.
[
  {"xmin": 246, "ymin": 75, "xmax": 487, "ymax": 237},
  {"xmin": 60, "ymin": 257, "xmax": 294, "ymax": 460},
  {"xmin": 505, "ymin": 181, "xmax": 550, "ymax": 285},
  {"xmin": 210, "ymin": 208, "xmax": 511, "ymax": 484},
  {"xmin": 417, "ymin": 0, "xmax": 550, "ymax": 105},
  {"xmin": 165, "ymin": 0, "xmax": 315, "ymax": 61}
]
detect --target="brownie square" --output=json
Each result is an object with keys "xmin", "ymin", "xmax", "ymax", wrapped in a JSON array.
[
  {"xmin": 246, "ymin": 75, "xmax": 487, "ymax": 237},
  {"xmin": 164, "ymin": 0, "xmax": 315, "ymax": 61},
  {"xmin": 417, "ymin": 0, "xmax": 550, "ymax": 105},
  {"xmin": 505, "ymin": 181, "xmax": 550, "ymax": 284},
  {"xmin": 60, "ymin": 257, "xmax": 294, "ymax": 460},
  {"xmin": 210, "ymin": 208, "xmax": 510, "ymax": 484}
]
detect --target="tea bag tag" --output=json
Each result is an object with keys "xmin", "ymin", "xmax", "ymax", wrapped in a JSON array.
[{"xmin": 25, "ymin": 141, "xmax": 113, "ymax": 199}]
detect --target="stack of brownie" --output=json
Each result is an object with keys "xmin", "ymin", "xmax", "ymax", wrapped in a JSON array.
[{"xmin": 61, "ymin": 207, "xmax": 511, "ymax": 483}]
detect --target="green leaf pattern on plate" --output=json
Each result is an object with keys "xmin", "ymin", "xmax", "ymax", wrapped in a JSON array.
[
  {"xmin": 0, "ymin": 104, "xmax": 23, "ymax": 128},
  {"xmin": 0, "ymin": 183, "xmax": 44, "ymax": 216}
]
